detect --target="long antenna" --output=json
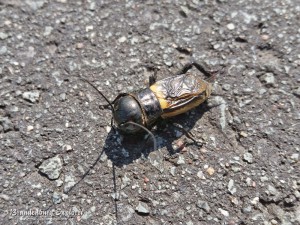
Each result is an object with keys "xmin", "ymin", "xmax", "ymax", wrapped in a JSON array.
[
  {"xmin": 122, "ymin": 121, "xmax": 157, "ymax": 151},
  {"xmin": 79, "ymin": 76, "xmax": 115, "ymax": 112}
]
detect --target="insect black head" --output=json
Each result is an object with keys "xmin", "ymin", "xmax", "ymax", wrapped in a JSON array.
[{"xmin": 113, "ymin": 95, "xmax": 144, "ymax": 133}]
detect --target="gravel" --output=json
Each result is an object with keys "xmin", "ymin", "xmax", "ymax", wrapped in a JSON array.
[{"xmin": 38, "ymin": 155, "xmax": 63, "ymax": 180}]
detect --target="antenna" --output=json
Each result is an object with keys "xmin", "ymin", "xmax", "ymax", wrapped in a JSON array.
[{"xmin": 79, "ymin": 76, "xmax": 115, "ymax": 113}]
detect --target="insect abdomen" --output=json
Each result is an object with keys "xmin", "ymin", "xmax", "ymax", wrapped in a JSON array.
[{"xmin": 149, "ymin": 74, "xmax": 212, "ymax": 118}]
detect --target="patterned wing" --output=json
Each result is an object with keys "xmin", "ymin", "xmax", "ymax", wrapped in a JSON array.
[{"xmin": 150, "ymin": 73, "xmax": 211, "ymax": 117}]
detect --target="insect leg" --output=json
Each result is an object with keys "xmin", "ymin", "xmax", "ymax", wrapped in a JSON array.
[
  {"xmin": 190, "ymin": 60, "xmax": 212, "ymax": 78},
  {"xmin": 110, "ymin": 117, "xmax": 117, "ymax": 134},
  {"xmin": 169, "ymin": 122, "xmax": 199, "ymax": 144},
  {"xmin": 149, "ymin": 68, "xmax": 158, "ymax": 86},
  {"xmin": 175, "ymin": 62, "xmax": 193, "ymax": 75},
  {"xmin": 176, "ymin": 60, "xmax": 217, "ymax": 81}
]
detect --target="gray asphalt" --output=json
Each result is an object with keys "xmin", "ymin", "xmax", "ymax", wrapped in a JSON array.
[{"xmin": 0, "ymin": 0, "xmax": 299, "ymax": 224}]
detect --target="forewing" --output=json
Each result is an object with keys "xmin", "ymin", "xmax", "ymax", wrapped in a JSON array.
[{"xmin": 150, "ymin": 73, "xmax": 204, "ymax": 110}]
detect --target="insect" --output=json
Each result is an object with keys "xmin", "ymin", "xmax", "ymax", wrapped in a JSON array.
[{"xmin": 81, "ymin": 61, "xmax": 215, "ymax": 150}]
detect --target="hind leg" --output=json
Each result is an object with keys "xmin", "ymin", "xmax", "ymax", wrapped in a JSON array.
[{"xmin": 175, "ymin": 60, "xmax": 216, "ymax": 80}]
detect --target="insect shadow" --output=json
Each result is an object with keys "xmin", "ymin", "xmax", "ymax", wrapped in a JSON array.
[{"xmin": 103, "ymin": 100, "xmax": 210, "ymax": 167}]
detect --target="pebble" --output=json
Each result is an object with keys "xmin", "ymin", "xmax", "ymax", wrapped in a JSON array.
[
  {"xmin": 197, "ymin": 170, "xmax": 206, "ymax": 179},
  {"xmin": 76, "ymin": 43, "xmax": 84, "ymax": 49},
  {"xmin": 212, "ymin": 96, "xmax": 227, "ymax": 130},
  {"xmin": 43, "ymin": 26, "xmax": 53, "ymax": 36},
  {"xmin": 120, "ymin": 174, "xmax": 130, "ymax": 190},
  {"xmin": 231, "ymin": 166, "xmax": 241, "ymax": 173},
  {"xmin": 27, "ymin": 125, "xmax": 34, "ymax": 131},
  {"xmin": 284, "ymin": 195, "xmax": 296, "ymax": 205},
  {"xmin": 135, "ymin": 202, "xmax": 150, "ymax": 214},
  {"xmin": 59, "ymin": 93, "xmax": 66, "ymax": 101},
  {"xmin": 197, "ymin": 200, "xmax": 211, "ymax": 213},
  {"xmin": 261, "ymin": 34, "xmax": 269, "ymax": 41},
  {"xmin": 218, "ymin": 208, "xmax": 229, "ymax": 217},
  {"xmin": 251, "ymin": 197, "xmax": 259, "ymax": 205},
  {"xmin": 149, "ymin": 151, "xmax": 164, "ymax": 172},
  {"xmin": 52, "ymin": 192, "xmax": 62, "ymax": 204},
  {"xmin": 206, "ymin": 167, "xmax": 215, "ymax": 176},
  {"xmin": 227, "ymin": 23, "xmax": 235, "ymax": 30},
  {"xmin": 111, "ymin": 192, "xmax": 120, "ymax": 200},
  {"xmin": 172, "ymin": 139, "xmax": 185, "ymax": 151},
  {"xmin": 0, "ymin": 117, "xmax": 13, "ymax": 132},
  {"xmin": 243, "ymin": 152, "xmax": 253, "ymax": 163},
  {"xmin": 63, "ymin": 144, "xmax": 73, "ymax": 152},
  {"xmin": 64, "ymin": 174, "xmax": 76, "ymax": 193},
  {"xmin": 89, "ymin": 1, "xmax": 96, "ymax": 10},
  {"xmin": 259, "ymin": 73, "xmax": 275, "ymax": 86},
  {"xmin": 85, "ymin": 25, "xmax": 94, "ymax": 32},
  {"xmin": 0, "ymin": 46, "xmax": 7, "ymax": 55},
  {"xmin": 228, "ymin": 179, "xmax": 237, "ymax": 194},
  {"xmin": 242, "ymin": 205, "xmax": 252, "ymax": 213},
  {"xmin": 118, "ymin": 36, "xmax": 127, "ymax": 43},
  {"xmin": 25, "ymin": 0, "xmax": 46, "ymax": 10},
  {"xmin": 22, "ymin": 91, "xmax": 40, "ymax": 103},
  {"xmin": 271, "ymin": 219, "xmax": 278, "ymax": 224},
  {"xmin": 3, "ymin": 180, "xmax": 9, "ymax": 188},
  {"xmin": 38, "ymin": 155, "xmax": 63, "ymax": 180},
  {"xmin": 81, "ymin": 206, "xmax": 96, "ymax": 220},
  {"xmin": 222, "ymin": 84, "xmax": 231, "ymax": 91},
  {"xmin": 100, "ymin": 152, "xmax": 108, "ymax": 162},
  {"xmin": 56, "ymin": 179, "xmax": 63, "ymax": 187},
  {"xmin": 260, "ymin": 176, "xmax": 269, "ymax": 182},
  {"xmin": 246, "ymin": 177, "xmax": 252, "ymax": 186},
  {"xmin": 144, "ymin": 177, "xmax": 150, "ymax": 183},
  {"xmin": 107, "ymin": 159, "xmax": 113, "ymax": 168},
  {"xmin": 290, "ymin": 153, "xmax": 299, "ymax": 162},
  {"xmin": 106, "ymin": 126, "xmax": 111, "ymax": 133},
  {"xmin": 240, "ymin": 131, "xmax": 248, "ymax": 137},
  {"xmin": 0, "ymin": 193, "xmax": 10, "ymax": 201},
  {"xmin": 170, "ymin": 167, "xmax": 176, "ymax": 176},
  {"xmin": 177, "ymin": 155, "xmax": 185, "ymax": 165},
  {"xmin": 0, "ymin": 32, "xmax": 8, "ymax": 40}
]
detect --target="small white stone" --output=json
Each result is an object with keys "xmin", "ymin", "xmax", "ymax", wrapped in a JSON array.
[
  {"xmin": 64, "ymin": 144, "xmax": 72, "ymax": 151},
  {"xmin": 177, "ymin": 155, "xmax": 185, "ymax": 165},
  {"xmin": 251, "ymin": 197, "xmax": 259, "ymax": 205},
  {"xmin": 227, "ymin": 23, "xmax": 235, "ymax": 30},
  {"xmin": 86, "ymin": 25, "xmax": 94, "ymax": 32},
  {"xmin": 118, "ymin": 36, "xmax": 127, "ymax": 43},
  {"xmin": 218, "ymin": 208, "xmax": 229, "ymax": 217},
  {"xmin": 106, "ymin": 126, "xmax": 111, "ymax": 133},
  {"xmin": 197, "ymin": 170, "xmax": 206, "ymax": 179},
  {"xmin": 27, "ymin": 125, "xmax": 34, "ymax": 131},
  {"xmin": 43, "ymin": 26, "xmax": 53, "ymax": 36}
]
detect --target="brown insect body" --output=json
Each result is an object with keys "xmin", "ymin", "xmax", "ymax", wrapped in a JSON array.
[
  {"xmin": 150, "ymin": 72, "xmax": 212, "ymax": 118},
  {"xmin": 81, "ymin": 61, "xmax": 215, "ymax": 150}
]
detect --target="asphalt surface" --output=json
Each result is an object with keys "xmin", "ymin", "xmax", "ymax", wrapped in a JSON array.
[{"xmin": 0, "ymin": 0, "xmax": 300, "ymax": 224}]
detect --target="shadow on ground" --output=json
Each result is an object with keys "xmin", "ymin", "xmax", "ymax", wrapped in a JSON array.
[{"xmin": 104, "ymin": 101, "xmax": 210, "ymax": 167}]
